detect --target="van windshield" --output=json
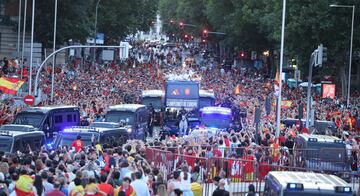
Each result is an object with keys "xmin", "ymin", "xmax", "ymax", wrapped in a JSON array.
[
  {"xmin": 202, "ymin": 113, "xmax": 231, "ymax": 129},
  {"xmin": 307, "ymin": 142, "xmax": 345, "ymax": 150},
  {"xmin": 0, "ymin": 137, "xmax": 13, "ymax": 153},
  {"xmin": 59, "ymin": 133, "xmax": 99, "ymax": 146},
  {"xmin": 13, "ymin": 113, "xmax": 45, "ymax": 128},
  {"xmin": 284, "ymin": 192, "xmax": 350, "ymax": 196},
  {"xmin": 199, "ymin": 97, "xmax": 215, "ymax": 108},
  {"xmin": 105, "ymin": 111, "xmax": 134, "ymax": 125},
  {"xmin": 142, "ymin": 97, "xmax": 162, "ymax": 108}
]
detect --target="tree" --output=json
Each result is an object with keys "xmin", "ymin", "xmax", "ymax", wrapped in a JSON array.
[{"xmin": 34, "ymin": 0, "xmax": 92, "ymax": 47}]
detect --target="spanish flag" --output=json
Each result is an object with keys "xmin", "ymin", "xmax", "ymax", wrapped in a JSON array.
[
  {"xmin": 15, "ymin": 175, "xmax": 34, "ymax": 196},
  {"xmin": 234, "ymin": 84, "xmax": 241, "ymax": 95},
  {"xmin": 157, "ymin": 68, "xmax": 161, "ymax": 80},
  {"xmin": 274, "ymin": 69, "xmax": 280, "ymax": 96},
  {"xmin": 0, "ymin": 77, "xmax": 25, "ymax": 95}
]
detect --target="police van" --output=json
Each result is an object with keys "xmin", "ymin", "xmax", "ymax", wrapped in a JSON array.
[
  {"xmin": 105, "ymin": 104, "xmax": 148, "ymax": 140},
  {"xmin": 0, "ymin": 124, "xmax": 45, "ymax": 153},
  {"xmin": 199, "ymin": 90, "xmax": 215, "ymax": 108},
  {"xmin": 294, "ymin": 134, "xmax": 350, "ymax": 173},
  {"xmin": 141, "ymin": 90, "xmax": 164, "ymax": 125},
  {"xmin": 264, "ymin": 171, "xmax": 353, "ymax": 196},
  {"xmin": 12, "ymin": 105, "xmax": 80, "ymax": 138},
  {"xmin": 52, "ymin": 122, "xmax": 128, "ymax": 148},
  {"xmin": 281, "ymin": 118, "xmax": 336, "ymax": 134}
]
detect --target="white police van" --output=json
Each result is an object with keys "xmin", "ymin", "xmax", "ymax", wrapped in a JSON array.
[
  {"xmin": 105, "ymin": 104, "xmax": 148, "ymax": 140},
  {"xmin": 264, "ymin": 171, "xmax": 353, "ymax": 196},
  {"xmin": 52, "ymin": 122, "xmax": 128, "ymax": 148},
  {"xmin": 294, "ymin": 134, "xmax": 350, "ymax": 173},
  {"xmin": 0, "ymin": 124, "xmax": 45, "ymax": 153}
]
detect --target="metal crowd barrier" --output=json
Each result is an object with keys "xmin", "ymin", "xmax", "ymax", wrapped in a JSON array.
[{"xmin": 145, "ymin": 147, "xmax": 359, "ymax": 195}]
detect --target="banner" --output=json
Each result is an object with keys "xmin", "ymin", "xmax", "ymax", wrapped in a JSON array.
[
  {"xmin": 0, "ymin": 77, "xmax": 25, "ymax": 95},
  {"xmin": 272, "ymin": 100, "xmax": 293, "ymax": 109},
  {"xmin": 322, "ymin": 84, "xmax": 335, "ymax": 99}
]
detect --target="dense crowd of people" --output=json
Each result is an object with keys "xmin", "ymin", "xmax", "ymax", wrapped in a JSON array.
[{"xmin": 1, "ymin": 39, "xmax": 360, "ymax": 195}]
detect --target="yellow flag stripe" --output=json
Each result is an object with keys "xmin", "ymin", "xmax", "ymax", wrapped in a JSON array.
[{"xmin": 0, "ymin": 78, "xmax": 24, "ymax": 91}]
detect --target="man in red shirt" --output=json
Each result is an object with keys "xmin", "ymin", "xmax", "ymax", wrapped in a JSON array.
[
  {"xmin": 71, "ymin": 135, "xmax": 84, "ymax": 152},
  {"xmin": 97, "ymin": 174, "xmax": 114, "ymax": 196},
  {"xmin": 244, "ymin": 150, "xmax": 255, "ymax": 181},
  {"xmin": 212, "ymin": 144, "xmax": 222, "ymax": 158}
]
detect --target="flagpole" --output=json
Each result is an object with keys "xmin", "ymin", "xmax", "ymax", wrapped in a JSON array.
[{"xmin": 276, "ymin": 0, "xmax": 286, "ymax": 140}]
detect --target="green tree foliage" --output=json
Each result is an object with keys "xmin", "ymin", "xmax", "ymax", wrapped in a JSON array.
[
  {"xmin": 98, "ymin": 0, "xmax": 159, "ymax": 43},
  {"xmin": 33, "ymin": 0, "xmax": 159, "ymax": 46},
  {"xmin": 35, "ymin": 0, "xmax": 92, "ymax": 47},
  {"xmin": 159, "ymin": 0, "xmax": 360, "ymax": 84}
]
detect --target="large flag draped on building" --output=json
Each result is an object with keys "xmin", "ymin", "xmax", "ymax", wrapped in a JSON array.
[
  {"xmin": 0, "ymin": 77, "xmax": 25, "ymax": 95},
  {"xmin": 274, "ymin": 69, "xmax": 280, "ymax": 96}
]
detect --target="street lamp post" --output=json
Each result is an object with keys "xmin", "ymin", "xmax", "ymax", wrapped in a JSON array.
[
  {"xmin": 17, "ymin": 0, "xmax": 22, "ymax": 53},
  {"xmin": 50, "ymin": 0, "xmax": 58, "ymax": 102},
  {"xmin": 93, "ymin": 0, "xmax": 101, "ymax": 66},
  {"xmin": 275, "ymin": 0, "xmax": 286, "ymax": 140},
  {"xmin": 29, "ymin": 0, "xmax": 35, "ymax": 95},
  {"xmin": 20, "ymin": 0, "xmax": 27, "ymax": 79},
  {"xmin": 330, "ymin": 4, "xmax": 355, "ymax": 108}
]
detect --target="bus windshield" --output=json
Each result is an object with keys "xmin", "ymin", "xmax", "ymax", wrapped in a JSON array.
[
  {"xmin": 13, "ymin": 113, "xmax": 45, "ymax": 128},
  {"xmin": 142, "ymin": 97, "xmax": 162, "ymax": 108},
  {"xmin": 105, "ymin": 111, "xmax": 135, "ymax": 125},
  {"xmin": 0, "ymin": 137, "xmax": 13, "ymax": 153}
]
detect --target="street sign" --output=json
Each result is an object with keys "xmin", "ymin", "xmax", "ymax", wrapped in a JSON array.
[
  {"xmin": 295, "ymin": 69, "xmax": 301, "ymax": 81},
  {"xmin": 119, "ymin": 42, "xmax": 130, "ymax": 59},
  {"xmin": 251, "ymin": 51, "xmax": 257, "ymax": 60},
  {"xmin": 24, "ymin": 95, "xmax": 35, "ymax": 106},
  {"xmin": 96, "ymin": 33, "xmax": 104, "ymax": 45}
]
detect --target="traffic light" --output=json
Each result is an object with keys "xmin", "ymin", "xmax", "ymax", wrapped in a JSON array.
[
  {"xmin": 179, "ymin": 22, "xmax": 184, "ymax": 29},
  {"xmin": 240, "ymin": 51, "xmax": 245, "ymax": 58},
  {"xmin": 202, "ymin": 29, "xmax": 208, "ymax": 38},
  {"xmin": 316, "ymin": 44, "xmax": 327, "ymax": 67},
  {"xmin": 184, "ymin": 34, "xmax": 188, "ymax": 39}
]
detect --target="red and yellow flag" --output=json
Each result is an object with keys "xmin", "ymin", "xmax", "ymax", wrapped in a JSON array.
[
  {"xmin": 274, "ymin": 69, "xmax": 280, "ymax": 96},
  {"xmin": 0, "ymin": 77, "xmax": 25, "ymax": 95},
  {"xmin": 234, "ymin": 84, "xmax": 241, "ymax": 95}
]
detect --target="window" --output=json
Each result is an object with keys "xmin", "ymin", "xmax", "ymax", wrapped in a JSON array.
[
  {"xmin": 54, "ymin": 115, "xmax": 63, "ymax": 123},
  {"xmin": 73, "ymin": 114, "xmax": 77, "ymax": 122},
  {"xmin": 67, "ymin": 115, "xmax": 72, "ymax": 122}
]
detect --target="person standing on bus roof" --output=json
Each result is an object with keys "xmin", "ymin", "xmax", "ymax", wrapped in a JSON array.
[{"xmin": 71, "ymin": 135, "xmax": 84, "ymax": 152}]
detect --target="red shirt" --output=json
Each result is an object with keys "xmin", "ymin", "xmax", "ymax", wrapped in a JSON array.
[
  {"xmin": 224, "ymin": 138, "xmax": 230, "ymax": 147},
  {"xmin": 213, "ymin": 149, "xmax": 222, "ymax": 158},
  {"xmin": 45, "ymin": 190, "xmax": 65, "ymax": 196},
  {"xmin": 71, "ymin": 139, "xmax": 84, "ymax": 152},
  {"xmin": 98, "ymin": 183, "xmax": 114, "ymax": 195},
  {"xmin": 244, "ymin": 155, "xmax": 255, "ymax": 173},
  {"xmin": 185, "ymin": 152, "xmax": 196, "ymax": 168},
  {"xmin": 279, "ymin": 135, "xmax": 286, "ymax": 144}
]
